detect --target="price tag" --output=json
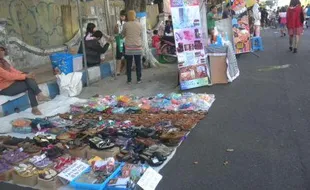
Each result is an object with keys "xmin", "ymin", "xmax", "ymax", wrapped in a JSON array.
[
  {"xmin": 137, "ymin": 167, "xmax": 162, "ymax": 190},
  {"xmin": 58, "ymin": 160, "xmax": 89, "ymax": 182},
  {"xmin": 151, "ymin": 157, "xmax": 159, "ymax": 164},
  {"xmin": 37, "ymin": 124, "xmax": 41, "ymax": 131}
]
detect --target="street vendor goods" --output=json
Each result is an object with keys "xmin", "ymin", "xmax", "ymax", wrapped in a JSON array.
[{"xmin": 0, "ymin": 93, "xmax": 215, "ymax": 189}]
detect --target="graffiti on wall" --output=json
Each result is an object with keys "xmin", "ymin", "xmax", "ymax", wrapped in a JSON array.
[{"xmin": 0, "ymin": 0, "xmax": 67, "ymax": 48}]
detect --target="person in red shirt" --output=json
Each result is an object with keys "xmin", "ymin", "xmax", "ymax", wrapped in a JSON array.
[
  {"xmin": 0, "ymin": 45, "xmax": 50, "ymax": 115},
  {"xmin": 287, "ymin": 0, "xmax": 304, "ymax": 53},
  {"xmin": 152, "ymin": 30, "xmax": 161, "ymax": 49}
]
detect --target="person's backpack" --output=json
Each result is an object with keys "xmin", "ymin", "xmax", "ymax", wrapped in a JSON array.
[{"xmin": 307, "ymin": 8, "xmax": 310, "ymax": 16}]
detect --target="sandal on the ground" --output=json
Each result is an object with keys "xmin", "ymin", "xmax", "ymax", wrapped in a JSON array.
[
  {"xmin": 46, "ymin": 127, "xmax": 66, "ymax": 135},
  {"xmin": 143, "ymin": 144, "xmax": 174, "ymax": 157},
  {"xmin": 56, "ymin": 132, "xmax": 73, "ymax": 142},
  {"xmin": 66, "ymin": 135, "xmax": 87, "ymax": 149},
  {"xmin": 135, "ymin": 128, "xmax": 156, "ymax": 138},
  {"xmin": 38, "ymin": 169, "xmax": 57, "ymax": 181},
  {"xmin": 54, "ymin": 156, "xmax": 77, "ymax": 172},
  {"xmin": 46, "ymin": 146, "xmax": 64, "ymax": 159},
  {"xmin": 117, "ymin": 128, "xmax": 137, "ymax": 138},
  {"xmin": 34, "ymin": 135, "xmax": 56, "ymax": 147},
  {"xmin": 116, "ymin": 150, "xmax": 139, "ymax": 164},
  {"xmin": 0, "ymin": 145, "xmax": 9, "ymax": 155},
  {"xmin": 0, "ymin": 159, "xmax": 12, "ymax": 174},
  {"xmin": 89, "ymin": 137, "xmax": 115, "ymax": 150},
  {"xmin": 135, "ymin": 137, "xmax": 157, "ymax": 147},
  {"xmin": 3, "ymin": 137, "xmax": 30, "ymax": 148},
  {"xmin": 139, "ymin": 152, "xmax": 166, "ymax": 167},
  {"xmin": 14, "ymin": 164, "xmax": 37, "ymax": 177},
  {"xmin": 160, "ymin": 131, "xmax": 187, "ymax": 141},
  {"xmin": 18, "ymin": 142, "xmax": 41, "ymax": 154},
  {"xmin": 2, "ymin": 150, "xmax": 29, "ymax": 164},
  {"xmin": 29, "ymin": 155, "xmax": 53, "ymax": 169}
]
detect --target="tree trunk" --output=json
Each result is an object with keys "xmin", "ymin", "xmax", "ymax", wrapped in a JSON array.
[
  {"xmin": 124, "ymin": 0, "xmax": 160, "ymax": 68},
  {"xmin": 138, "ymin": 15, "xmax": 159, "ymax": 68}
]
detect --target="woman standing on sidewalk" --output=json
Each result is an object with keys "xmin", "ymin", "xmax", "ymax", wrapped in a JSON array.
[
  {"xmin": 287, "ymin": 0, "xmax": 304, "ymax": 53},
  {"xmin": 121, "ymin": 10, "xmax": 143, "ymax": 84}
]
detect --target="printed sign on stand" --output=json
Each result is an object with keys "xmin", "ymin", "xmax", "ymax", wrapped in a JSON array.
[
  {"xmin": 58, "ymin": 160, "xmax": 89, "ymax": 183},
  {"xmin": 137, "ymin": 167, "xmax": 163, "ymax": 190},
  {"xmin": 171, "ymin": 0, "xmax": 210, "ymax": 90}
]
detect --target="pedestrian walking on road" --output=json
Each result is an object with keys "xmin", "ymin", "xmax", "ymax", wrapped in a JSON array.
[
  {"xmin": 287, "ymin": 0, "xmax": 304, "ymax": 53},
  {"xmin": 121, "ymin": 10, "xmax": 143, "ymax": 84},
  {"xmin": 279, "ymin": 7, "xmax": 287, "ymax": 37}
]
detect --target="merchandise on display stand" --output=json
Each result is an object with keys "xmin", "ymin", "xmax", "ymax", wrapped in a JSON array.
[
  {"xmin": 230, "ymin": 0, "xmax": 251, "ymax": 54},
  {"xmin": 171, "ymin": 0, "xmax": 211, "ymax": 90}
]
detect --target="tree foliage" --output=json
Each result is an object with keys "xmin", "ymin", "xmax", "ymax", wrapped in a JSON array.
[{"xmin": 123, "ymin": 0, "xmax": 147, "ymax": 12}]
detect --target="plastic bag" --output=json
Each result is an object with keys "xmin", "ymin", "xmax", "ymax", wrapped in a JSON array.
[
  {"xmin": 115, "ymin": 35, "xmax": 124, "ymax": 53},
  {"xmin": 56, "ymin": 72, "xmax": 83, "ymax": 97}
]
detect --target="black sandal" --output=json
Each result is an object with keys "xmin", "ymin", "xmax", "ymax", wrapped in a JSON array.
[
  {"xmin": 89, "ymin": 137, "xmax": 115, "ymax": 150},
  {"xmin": 139, "ymin": 152, "xmax": 166, "ymax": 167},
  {"xmin": 46, "ymin": 146, "xmax": 64, "ymax": 159}
]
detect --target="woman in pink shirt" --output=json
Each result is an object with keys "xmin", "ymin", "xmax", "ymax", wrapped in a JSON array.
[{"xmin": 0, "ymin": 45, "xmax": 49, "ymax": 115}]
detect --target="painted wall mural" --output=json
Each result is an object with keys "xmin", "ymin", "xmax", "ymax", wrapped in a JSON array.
[{"xmin": 0, "ymin": 0, "xmax": 77, "ymax": 48}]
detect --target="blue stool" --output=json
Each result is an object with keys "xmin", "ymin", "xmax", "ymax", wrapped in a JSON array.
[{"xmin": 251, "ymin": 37, "xmax": 264, "ymax": 51}]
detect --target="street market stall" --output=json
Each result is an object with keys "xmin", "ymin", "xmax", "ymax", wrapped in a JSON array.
[
  {"xmin": 169, "ymin": 0, "xmax": 241, "ymax": 90},
  {"xmin": 0, "ymin": 93, "xmax": 215, "ymax": 189}
]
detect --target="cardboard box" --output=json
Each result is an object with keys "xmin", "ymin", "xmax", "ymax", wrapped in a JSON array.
[
  {"xmin": 12, "ymin": 171, "xmax": 38, "ymax": 187},
  {"xmin": 68, "ymin": 146, "xmax": 88, "ymax": 159},
  {"xmin": 86, "ymin": 147, "xmax": 120, "ymax": 160},
  {"xmin": 0, "ymin": 169, "xmax": 13, "ymax": 182},
  {"xmin": 38, "ymin": 176, "xmax": 62, "ymax": 190},
  {"xmin": 209, "ymin": 56, "xmax": 228, "ymax": 84}
]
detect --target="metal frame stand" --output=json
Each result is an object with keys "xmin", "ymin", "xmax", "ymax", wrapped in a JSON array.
[
  {"xmin": 105, "ymin": 0, "xmax": 117, "ymax": 80},
  {"xmin": 77, "ymin": 0, "xmax": 89, "ymax": 86}
]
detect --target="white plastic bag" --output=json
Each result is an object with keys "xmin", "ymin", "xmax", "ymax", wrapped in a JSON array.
[{"xmin": 56, "ymin": 72, "xmax": 83, "ymax": 97}]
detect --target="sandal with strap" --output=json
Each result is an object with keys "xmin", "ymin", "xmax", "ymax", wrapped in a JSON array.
[
  {"xmin": 139, "ymin": 152, "xmax": 166, "ymax": 167},
  {"xmin": 18, "ymin": 142, "xmax": 41, "ymax": 154},
  {"xmin": 89, "ymin": 137, "xmax": 115, "ymax": 150}
]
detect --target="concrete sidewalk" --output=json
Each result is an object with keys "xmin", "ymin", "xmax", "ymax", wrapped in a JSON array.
[{"xmin": 78, "ymin": 64, "xmax": 179, "ymax": 98}]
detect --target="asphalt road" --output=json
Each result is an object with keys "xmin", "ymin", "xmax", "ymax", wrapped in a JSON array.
[{"xmin": 158, "ymin": 29, "xmax": 310, "ymax": 190}]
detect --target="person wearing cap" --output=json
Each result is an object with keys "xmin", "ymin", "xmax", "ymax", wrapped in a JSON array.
[{"xmin": 0, "ymin": 45, "xmax": 50, "ymax": 115}]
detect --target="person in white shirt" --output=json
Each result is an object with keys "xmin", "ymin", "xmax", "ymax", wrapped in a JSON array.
[
  {"xmin": 114, "ymin": 10, "xmax": 127, "ymax": 76},
  {"xmin": 279, "ymin": 7, "xmax": 287, "ymax": 37},
  {"xmin": 253, "ymin": 0, "xmax": 261, "ymax": 37}
]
